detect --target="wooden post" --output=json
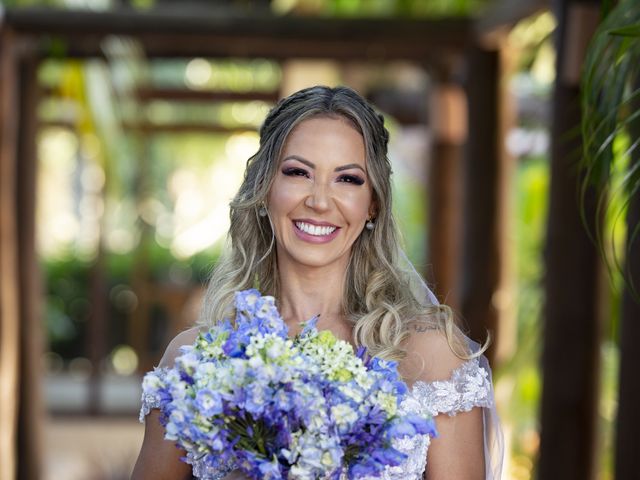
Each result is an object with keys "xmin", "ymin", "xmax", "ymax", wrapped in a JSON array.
[
  {"xmin": 427, "ymin": 77, "xmax": 466, "ymax": 311},
  {"xmin": 460, "ymin": 45, "xmax": 515, "ymax": 365},
  {"xmin": 87, "ymin": 250, "xmax": 108, "ymax": 415},
  {"xmin": 130, "ymin": 132, "xmax": 157, "ymax": 373},
  {"xmin": 16, "ymin": 53, "xmax": 44, "ymax": 480},
  {"xmin": 538, "ymin": 1, "xmax": 602, "ymax": 479},
  {"xmin": 0, "ymin": 27, "xmax": 21, "ymax": 480}
]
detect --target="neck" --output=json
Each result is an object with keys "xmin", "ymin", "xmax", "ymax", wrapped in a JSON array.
[{"xmin": 275, "ymin": 257, "xmax": 348, "ymax": 331}]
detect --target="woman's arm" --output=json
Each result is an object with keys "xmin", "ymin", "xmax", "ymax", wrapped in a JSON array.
[
  {"xmin": 131, "ymin": 409, "xmax": 192, "ymax": 480},
  {"xmin": 131, "ymin": 328, "xmax": 201, "ymax": 480},
  {"xmin": 425, "ymin": 408, "xmax": 484, "ymax": 480},
  {"xmin": 400, "ymin": 329, "xmax": 485, "ymax": 480}
]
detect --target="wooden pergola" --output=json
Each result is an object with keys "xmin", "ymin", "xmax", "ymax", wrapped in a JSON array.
[{"xmin": 0, "ymin": 1, "xmax": 620, "ymax": 479}]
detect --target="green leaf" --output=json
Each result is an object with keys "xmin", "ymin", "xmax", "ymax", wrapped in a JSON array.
[
  {"xmin": 581, "ymin": 0, "xmax": 640, "ymax": 297},
  {"xmin": 609, "ymin": 25, "xmax": 640, "ymax": 38}
]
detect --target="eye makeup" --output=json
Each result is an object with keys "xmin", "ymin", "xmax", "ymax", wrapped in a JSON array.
[
  {"xmin": 282, "ymin": 167, "xmax": 309, "ymax": 177},
  {"xmin": 338, "ymin": 174, "xmax": 365, "ymax": 185}
]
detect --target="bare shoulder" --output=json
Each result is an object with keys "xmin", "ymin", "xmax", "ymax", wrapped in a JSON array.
[
  {"xmin": 158, "ymin": 326, "xmax": 205, "ymax": 368},
  {"xmin": 399, "ymin": 327, "xmax": 466, "ymax": 385}
]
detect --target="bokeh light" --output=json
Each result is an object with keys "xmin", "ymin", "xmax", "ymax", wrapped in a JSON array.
[{"xmin": 110, "ymin": 345, "xmax": 139, "ymax": 376}]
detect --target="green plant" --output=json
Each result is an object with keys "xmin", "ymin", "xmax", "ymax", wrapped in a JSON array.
[{"xmin": 581, "ymin": 0, "xmax": 640, "ymax": 296}]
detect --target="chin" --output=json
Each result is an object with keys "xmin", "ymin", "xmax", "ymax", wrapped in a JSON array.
[
  {"xmin": 291, "ymin": 254, "xmax": 345, "ymax": 269},
  {"xmin": 280, "ymin": 244, "xmax": 351, "ymax": 270}
]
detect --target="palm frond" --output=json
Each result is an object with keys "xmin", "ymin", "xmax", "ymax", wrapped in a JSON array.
[
  {"xmin": 610, "ymin": 24, "xmax": 640, "ymax": 37},
  {"xmin": 581, "ymin": 0, "xmax": 640, "ymax": 297}
]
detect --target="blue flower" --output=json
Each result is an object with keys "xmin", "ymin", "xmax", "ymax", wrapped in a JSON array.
[
  {"xmin": 195, "ymin": 389, "xmax": 223, "ymax": 417},
  {"xmin": 406, "ymin": 413, "xmax": 438, "ymax": 437},
  {"xmin": 245, "ymin": 383, "xmax": 273, "ymax": 415},
  {"xmin": 300, "ymin": 315, "xmax": 320, "ymax": 337},
  {"xmin": 258, "ymin": 457, "xmax": 283, "ymax": 479},
  {"xmin": 387, "ymin": 418, "xmax": 416, "ymax": 438},
  {"xmin": 234, "ymin": 289, "xmax": 262, "ymax": 316},
  {"xmin": 371, "ymin": 446, "xmax": 407, "ymax": 466},
  {"xmin": 222, "ymin": 332, "xmax": 245, "ymax": 358},
  {"xmin": 140, "ymin": 288, "xmax": 437, "ymax": 480}
]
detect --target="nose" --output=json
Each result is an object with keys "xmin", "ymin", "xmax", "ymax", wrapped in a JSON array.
[{"xmin": 304, "ymin": 182, "xmax": 331, "ymax": 212}]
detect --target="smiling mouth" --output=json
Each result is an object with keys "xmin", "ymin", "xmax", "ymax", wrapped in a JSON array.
[{"xmin": 294, "ymin": 221, "xmax": 338, "ymax": 236}]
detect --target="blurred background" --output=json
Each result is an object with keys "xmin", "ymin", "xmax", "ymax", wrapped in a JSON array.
[{"xmin": 0, "ymin": 0, "xmax": 638, "ymax": 479}]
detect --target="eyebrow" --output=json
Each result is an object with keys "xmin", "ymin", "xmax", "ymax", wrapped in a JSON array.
[{"xmin": 282, "ymin": 155, "xmax": 366, "ymax": 173}]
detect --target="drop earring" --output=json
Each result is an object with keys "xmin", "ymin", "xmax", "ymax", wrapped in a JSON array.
[
  {"xmin": 258, "ymin": 203, "xmax": 268, "ymax": 217},
  {"xmin": 365, "ymin": 218, "xmax": 375, "ymax": 230}
]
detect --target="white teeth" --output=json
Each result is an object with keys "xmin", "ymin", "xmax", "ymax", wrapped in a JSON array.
[{"xmin": 295, "ymin": 221, "xmax": 337, "ymax": 236}]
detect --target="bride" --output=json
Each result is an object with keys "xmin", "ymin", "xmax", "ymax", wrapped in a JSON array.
[{"xmin": 132, "ymin": 85, "xmax": 503, "ymax": 479}]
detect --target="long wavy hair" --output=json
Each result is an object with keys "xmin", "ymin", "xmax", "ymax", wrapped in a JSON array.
[{"xmin": 199, "ymin": 85, "xmax": 472, "ymax": 362}]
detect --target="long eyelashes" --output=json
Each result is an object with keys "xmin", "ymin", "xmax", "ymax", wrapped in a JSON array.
[
  {"xmin": 282, "ymin": 167, "xmax": 309, "ymax": 177},
  {"xmin": 281, "ymin": 168, "xmax": 365, "ymax": 186},
  {"xmin": 338, "ymin": 174, "xmax": 365, "ymax": 185}
]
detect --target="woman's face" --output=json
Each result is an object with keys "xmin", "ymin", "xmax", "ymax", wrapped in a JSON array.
[{"xmin": 267, "ymin": 116, "xmax": 374, "ymax": 270}]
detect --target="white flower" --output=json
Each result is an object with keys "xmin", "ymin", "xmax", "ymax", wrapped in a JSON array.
[
  {"xmin": 142, "ymin": 371, "xmax": 164, "ymax": 390},
  {"xmin": 331, "ymin": 404, "xmax": 358, "ymax": 427},
  {"xmin": 249, "ymin": 354, "xmax": 265, "ymax": 368}
]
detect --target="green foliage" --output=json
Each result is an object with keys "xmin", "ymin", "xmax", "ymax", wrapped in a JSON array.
[
  {"xmin": 275, "ymin": 0, "xmax": 492, "ymax": 17},
  {"xmin": 497, "ymin": 154, "xmax": 548, "ymax": 477},
  {"xmin": 325, "ymin": 0, "xmax": 490, "ymax": 17},
  {"xmin": 44, "ymin": 257, "xmax": 92, "ymax": 358},
  {"xmin": 581, "ymin": 0, "xmax": 640, "ymax": 297},
  {"xmin": 508, "ymin": 12, "xmax": 556, "ymax": 83},
  {"xmin": 43, "ymin": 243, "xmax": 219, "ymax": 360},
  {"xmin": 1, "ymin": 0, "xmax": 62, "ymax": 6},
  {"xmin": 3, "ymin": 0, "xmax": 493, "ymax": 15},
  {"xmin": 393, "ymin": 175, "xmax": 427, "ymax": 267}
]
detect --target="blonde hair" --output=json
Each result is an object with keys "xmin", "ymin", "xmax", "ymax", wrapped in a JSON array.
[{"xmin": 199, "ymin": 85, "xmax": 477, "ymax": 362}]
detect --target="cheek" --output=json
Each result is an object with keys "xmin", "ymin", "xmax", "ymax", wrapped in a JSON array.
[
  {"xmin": 339, "ymin": 188, "xmax": 373, "ymax": 219},
  {"xmin": 268, "ymin": 181, "xmax": 300, "ymax": 215}
]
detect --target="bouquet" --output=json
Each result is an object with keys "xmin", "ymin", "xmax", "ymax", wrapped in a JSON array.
[{"xmin": 142, "ymin": 289, "xmax": 436, "ymax": 479}]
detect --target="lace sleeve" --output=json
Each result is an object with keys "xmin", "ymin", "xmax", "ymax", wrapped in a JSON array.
[
  {"xmin": 411, "ymin": 356, "xmax": 504, "ymax": 479},
  {"xmin": 411, "ymin": 358, "xmax": 494, "ymax": 417},
  {"xmin": 138, "ymin": 367, "xmax": 168, "ymax": 423},
  {"xmin": 139, "ymin": 391, "xmax": 160, "ymax": 423}
]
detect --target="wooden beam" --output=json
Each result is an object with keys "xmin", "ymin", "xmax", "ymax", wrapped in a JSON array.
[
  {"xmin": 42, "ymin": 86, "xmax": 279, "ymax": 103},
  {"xmin": 460, "ymin": 45, "xmax": 514, "ymax": 365},
  {"xmin": 16, "ymin": 54, "xmax": 44, "ymax": 480},
  {"xmin": 126, "ymin": 119, "xmax": 258, "ymax": 134},
  {"xmin": 427, "ymin": 81, "xmax": 466, "ymax": 310},
  {"xmin": 120, "ymin": 121, "xmax": 258, "ymax": 135},
  {"xmin": 87, "ymin": 252, "xmax": 108, "ymax": 416},
  {"xmin": 40, "ymin": 120, "xmax": 257, "ymax": 135},
  {"xmin": 134, "ymin": 87, "xmax": 279, "ymax": 103},
  {"xmin": 538, "ymin": 1, "xmax": 602, "ymax": 478},
  {"xmin": 0, "ymin": 27, "xmax": 20, "ymax": 480},
  {"xmin": 3, "ymin": 7, "xmax": 474, "ymax": 60},
  {"xmin": 561, "ymin": 3, "xmax": 600, "ymax": 86}
]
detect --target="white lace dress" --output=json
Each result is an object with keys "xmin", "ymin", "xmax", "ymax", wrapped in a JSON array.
[{"xmin": 139, "ymin": 357, "xmax": 495, "ymax": 480}]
